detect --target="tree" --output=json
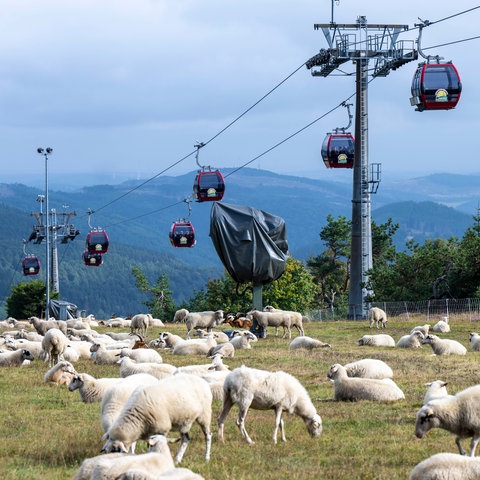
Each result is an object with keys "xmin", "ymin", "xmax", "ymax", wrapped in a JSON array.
[
  {"xmin": 6, "ymin": 279, "xmax": 52, "ymax": 319},
  {"xmin": 132, "ymin": 266, "xmax": 177, "ymax": 320}
]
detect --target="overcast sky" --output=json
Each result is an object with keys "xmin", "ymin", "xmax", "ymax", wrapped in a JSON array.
[{"xmin": 1, "ymin": 1, "xmax": 479, "ymax": 188}]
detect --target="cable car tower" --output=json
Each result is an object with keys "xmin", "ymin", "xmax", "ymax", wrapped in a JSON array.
[{"xmin": 306, "ymin": 4, "xmax": 417, "ymax": 319}]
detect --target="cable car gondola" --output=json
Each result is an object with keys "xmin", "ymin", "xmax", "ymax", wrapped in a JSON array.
[
  {"xmin": 86, "ymin": 229, "xmax": 109, "ymax": 254},
  {"xmin": 22, "ymin": 255, "xmax": 40, "ymax": 276},
  {"xmin": 169, "ymin": 220, "xmax": 196, "ymax": 248},
  {"xmin": 192, "ymin": 141, "xmax": 225, "ymax": 202},
  {"xmin": 83, "ymin": 250, "xmax": 103, "ymax": 267},
  {"xmin": 410, "ymin": 62, "xmax": 461, "ymax": 112},
  {"xmin": 321, "ymin": 133, "xmax": 355, "ymax": 169}
]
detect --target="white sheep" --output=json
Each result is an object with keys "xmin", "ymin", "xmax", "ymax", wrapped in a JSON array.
[
  {"xmin": 289, "ymin": 336, "xmax": 331, "ymax": 350},
  {"xmin": 432, "ymin": 316, "xmax": 451, "ymax": 333},
  {"xmin": 327, "ymin": 363, "xmax": 405, "ymax": 402},
  {"xmin": 118, "ymin": 356, "xmax": 176, "ymax": 380},
  {"xmin": 246, "ymin": 309, "xmax": 292, "ymax": 339},
  {"xmin": 68, "ymin": 372, "xmax": 123, "ymax": 403},
  {"xmin": 117, "ymin": 467, "xmax": 205, "ymax": 480},
  {"xmin": 193, "ymin": 328, "xmax": 230, "ymax": 344},
  {"xmin": 172, "ymin": 334, "xmax": 217, "ymax": 356},
  {"xmin": 410, "ymin": 324, "xmax": 431, "ymax": 336},
  {"xmin": 6, "ymin": 338, "xmax": 43, "ymax": 359},
  {"xmin": 90, "ymin": 342, "xmax": 124, "ymax": 365},
  {"xmin": 421, "ymin": 334, "xmax": 467, "ymax": 355},
  {"xmin": 173, "ymin": 308, "xmax": 189, "ymax": 323},
  {"xmin": 41, "ymin": 328, "xmax": 68, "ymax": 366},
  {"xmin": 44, "ymin": 360, "xmax": 76, "ymax": 386},
  {"xmin": 101, "ymin": 373, "xmax": 213, "ymax": 464},
  {"xmin": 415, "ymin": 384, "xmax": 480, "ymax": 456},
  {"xmin": 0, "ymin": 348, "xmax": 34, "ymax": 366},
  {"xmin": 229, "ymin": 331, "xmax": 257, "ymax": 350},
  {"xmin": 184, "ymin": 310, "xmax": 224, "ymax": 340},
  {"xmin": 408, "ymin": 452, "xmax": 480, "ymax": 480},
  {"xmin": 157, "ymin": 332, "xmax": 185, "ymax": 349},
  {"xmin": 396, "ymin": 330, "xmax": 424, "ymax": 348},
  {"xmin": 14, "ymin": 329, "xmax": 43, "ymax": 342},
  {"xmin": 263, "ymin": 306, "xmax": 305, "ymax": 336},
  {"xmin": 469, "ymin": 332, "xmax": 480, "ymax": 351},
  {"xmin": 130, "ymin": 313, "xmax": 152, "ymax": 338},
  {"xmin": 119, "ymin": 347, "xmax": 163, "ymax": 364},
  {"xmin": 217, "ymin": 365, "xmax": 322, "ymax": 444},
  {"xmin": 29, "ymin": 316, "xmax": 67, "ymax": 335},
  {"xmin": 368, "ymin": 307, "xmax": 387, "ymax": 329},
  {"xmin": 64, "ymin": 340, "xmax": 94, "ymax": 360},
  {"xmin": 207, "ymin": 341, "xmax": 235, "ymax": 358},
  {"xmin": 423, "ymin": 380, "xmax": 450, "ymax": 405},
  {"xmin": 174, "ymin": 353, "xmax": 229, "ymax": 375},
  {"xmin": 105, "ymin": 332, "xmax": 135, "ymax": 342},
  {"xmin": 343, "ymin": 358, "xmax": 394, "ymax": 379},
  {"xmin": 73, "ymin": 434, "xmax": 175, "ymax": 480},
  {"xmin": 357, "ymin": 334, "xmax": 395, "ymax": 347}
]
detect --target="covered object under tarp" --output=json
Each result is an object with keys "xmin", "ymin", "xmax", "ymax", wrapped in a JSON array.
[
  {"xmin": 49, "ymin": 300, "xmax": 78, "ymax": 321},
  {"xmin": 209, "ymin": 202, "xmax": 289, "ymax": 285}
]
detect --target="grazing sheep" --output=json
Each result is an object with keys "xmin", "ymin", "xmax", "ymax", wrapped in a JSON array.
[
  {"xmin": 421, "ymin": 334, "xmax": 467, "ymax": 356},
  {"xmin": 415, "ymin": 384, "xmax": 480, "ymax": 456},
  {"xmin": 358, "ymin": 334, "xmax": 395, "ymax": 347},
  {"xmin": 408, "ymin": 452, "xmax": 480, "ymax": 480},
  {"xmin": 262, "ymin": 306, "xmax": 305, "ymax": 337},
  {"xmin": 423, "ymin": 380, "xmax": 450, "ymax": 405},
  {"xmin": 432, "ymin": 316, "xmax": 451, "ymax": 333},
  {"xmin": 184, "ymin": 310, "xmax": 224, "ymax": 340},
  {"xmin": 207, "ymin": 341, "xmax": 235, "ymax": 358},
  {"xmin": 130, "ymin": 314, "xmax": 152, "ymax": 338},
  {"xmin": 173, "ymin": 308, "xmax": 189, "ymax": 323},
  {"xmin": 410, "ymin": 324, "xmax": 431, "ymax": 336},
  {"xmin": 229, "ymin": 331, "xmax": 257, "ymax": 350},
  {"xmin": 469, "ymin": 332, "xmax": 480, "ymax": 351},
  {"xmin": 73, "ymin": 434, "xmax": 175, "ymax": 480},
  {"xmin": 343, "ymin": 359, "xmax": 394, "ymax": 379},
  {"xmin": 0, "ymin": 348, "xmax": 34, "ymax": 366},
  {"xmin": 44, "ymin": 360, "xmax": 76, "ymax": 386},
  {"xmin": 246, "ymin": 309, "xmax": 292, "ymax": 339},
  {"xmin": 368, "ymin": 307, "xmax": 387, "ymax": 329},
  {"xmin": 101, "ymin": 373, "xmax": 213, "ymax": 464},
  {"xmin": 41, "ymin": 328, "xmax": 68, "ymax": 366},
  {"xmin": 289, "ymin": 336, "xmax": 331, "ymax": 350},
  {"xmin": 119, "ymin": 347, "xmax": 163, "ymax": 364},
  {"xmin": 172, "ymin": 334, "xmax": 217, "ymax": 356},
  {"xmin": 90, "ymin": 342, "xmax": 124, "ymax": 365},
  {"xmin": 218, "ymin": 365, "xmax": 322, "ymax": 444},
  {"xmin": 68, "ymin": 372, "xmax": 123, "ymax": 403},
  {"xmin": 396, "ymin": 330, "xmax": 424, "ymax": 348},
  {"xmin": 118, "ymin": 356, "xmax": 176, "ymax": 380},
  {"xmin": 327, "ymin": 363, "xmax": 405, "ymax": 402}
]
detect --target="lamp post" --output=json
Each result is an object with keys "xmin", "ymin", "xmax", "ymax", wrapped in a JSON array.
[{"xmin": 37, "ymin": 147, "xmax": 53, "ymax": 319}]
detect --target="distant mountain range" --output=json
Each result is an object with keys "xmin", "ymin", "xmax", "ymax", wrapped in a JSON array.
[{"xmin": 0, "ymin": 169, "xmax": 477, "ymax": 317}]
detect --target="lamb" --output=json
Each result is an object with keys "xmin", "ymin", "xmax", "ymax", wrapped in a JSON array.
[
  {"xmin": 368, "ymin": 307, "xmax": 387, "ymax": 328},
  {"xmin": 68, "ymin": 372, "xmax": 123, "ymax": 403},
  {"xmin": 229, "ymin": 330, "xmax": 257, "ymax": 350},
  {"xmin": 415, "ymin": 384, "xmax": 480, "ymax": 456},
  {"xmin": 432, "ymin": 316, "xmax": 451, "ymax": 333},
  {"xmin": 343, "ymin": 358, "xmax": 394, "ymax": 379},
  {"xmin": 172, "ymin": 334, "xmax": 217, "ymax": 356},
  {"xmin": 90, "ymin": 342, "xmax": 124, "ymax": 365},
  {"xmin": 217, "ymin": 365, "xmax": 322, "ymax": 444},
  {"xmin": 41, "ymin": 328, "xmax": 68, "ymax": 366},
  {"xmin": 327, "ymin": 363, "xmax": 405, "ymax": 402},
  {"xmin": 119, "ymin": 347, "xmax": 163, "ymax": 364},
  {"xmin": 421, "ymin": 334, "xmax": 467, "ymax": 355},
  {"xmin": 101, "ymin": 373, "xmax": 213, "ymax": 464},
  {"xmin": 410, "ymin": 324, "xmax": 431, "ymax": 336},
  {"xmin": 130, "ymin": 313, "xmax": 152, "ymax": 338},
  {"xmin": 408, "ymin": 452, "xmax": 480, "ymax": 480},
  {"xmin": 423, "ymin": 380, "xmax": 451, "ymax": 405},
  {"xmin": 73, "ymin": 434, "xmax": 175, "ymax": 480},
  {"xmin": 0, "ymin": 348, "xmax": 34, "ymax": 366},
  {"xmin": 223, "ymin": 313, "xmax": 253, "ymax": 330},
  {"xmin": 289, "ymin": 336, "xmax": 331, "ymax": 350},
  {"xmin": 184, "ymin": 310, "xmax": 224, "ymax": 340},
  {"xmin": 357, "ymin": 334, "xmax": 395, "ymax": 347},
  {"xmin": 469, "ymin": 332, "xmax": 480, "ymax": 351},
  {"xmin": 173, "ymin": 308, "xmax": 189, "ymax": 323},
  {"xmin": 118, "ymin": 356, "xmax": 176, "ymax": 380},
  {"xmin": 396, "ymin": 330, "xmax": 424, "ymax": 348},
  {"xmin": 44, "ymin": 360, "xmax": 76, "ymax": 386}
]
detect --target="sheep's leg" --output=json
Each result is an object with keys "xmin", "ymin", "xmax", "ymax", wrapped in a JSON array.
[
  {"xmin": 217, "ymin": 395, "xmax": 234, "ymax": 442},
  {"xmin": 174, "ymin": 432, "xmax": 190, "ymax": 464},
  {"xmin": 204, "ymin": 431, "xmax": 212, "ymax": 461},
  {"xmin": 272, "ymin": 409, "xmax": 286, "ymax": 444},
  {"xmin": 469, "ymin": 434, "xmax": 480, "ymax": 457},
  {"xmin": 237, "ymin": 405, "xmax": 254, "ymax": 444},
  {"xmin": 456, "ymin": 436, "xmax": 467, "ymax": 455}
]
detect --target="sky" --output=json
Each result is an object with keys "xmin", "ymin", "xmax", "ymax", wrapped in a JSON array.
[{"xmin": 1, "ymin": 0, "xmax": 479, "ymax": 189}]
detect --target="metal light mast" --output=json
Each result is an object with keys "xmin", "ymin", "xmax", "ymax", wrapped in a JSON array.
[{"xmin": 307, "ymin": 12, "xmax": 417, "ymax": 319}]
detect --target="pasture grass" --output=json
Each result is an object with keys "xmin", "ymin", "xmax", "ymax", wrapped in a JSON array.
[{"xmin": 1, "ymin": 314, "xmax": 479, "ymax": 479}]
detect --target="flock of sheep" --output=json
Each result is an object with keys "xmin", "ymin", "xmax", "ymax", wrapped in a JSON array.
[{"xmin": 1, "ymin": 306, "xmax": 480, "ymax": 478}]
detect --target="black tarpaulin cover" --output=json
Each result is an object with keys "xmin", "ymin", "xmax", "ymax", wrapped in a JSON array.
[{"xmin": 209, "ymin": 202, "xmax": 289, "ymax": 285}]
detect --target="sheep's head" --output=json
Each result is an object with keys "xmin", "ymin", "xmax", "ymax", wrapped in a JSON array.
[
  {"xmin": 305, "ymin": 413, "xmax": 323, "ymax": 437},
  {"xmin": 421, "ymin": 334, "xmax": 436, "ymax": 345},
  {"xmin": 327, "ymin": 364, "xmax": 342, "ymax": 380},
  {"xmin": 415, "ymin": 405, "xmax": 439, "ymax": 438},
  {"xmin": 101, "ymin": 437, "xmax": 129, "ymax": 454}
]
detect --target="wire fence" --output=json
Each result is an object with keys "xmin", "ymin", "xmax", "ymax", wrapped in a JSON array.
[{"xmin": 308, "ymin": 298, "xmax": 480, "ymax": 322}]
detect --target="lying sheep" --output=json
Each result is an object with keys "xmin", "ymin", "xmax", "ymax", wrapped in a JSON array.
[
  {"xmin": 65, "ymin": 340, "xmax": 94, "ymax": 360},
  {"xmin": 102, "ymin": 373, "xmax": 213, "ymax": 464},
  {"xmin": 90, "ymin": 342, "xmax": 124, "ymax": 365},
  {"xmin": 193, "ymin": 329, "xmax": 230, "ymax": 344},
  {"xmin": 68, "ymin": 373, "xmax": 123, "ymax": 403},
  {"xmin": 423, "ymin": 380, "xmax": 450, "ymax": 405},
  {"xmin": 174, "ymin": 353, "xmax": 229, "ymax": 375},
  {"xmin": 41, "ymin": 328, "xmax": 68, "ymax": 366},
  {"xmin": 343, "ymin": 358, "xmax": 393, "ymax": 379},
  {"xmin": 368, "ymin": 307, "xmax": 387, "ymax": 329},
  {"xmin": 117, "ymin": 467, "xmax": 205, "ymax": 480},
  {"xmin": 396, "ymin": 330, "xmax": 424, "ymax": 348},
  {"xmin": 184, "ymin": 310, "xmax": 224, "ymax": 340},
  {"xmin": 130, "ymin": 313, "xmax": 152, "ymax": 338},
  {"xmin": 157, "ymin": 332, "xmax": 184, "ymax": 349},
  {"xmin": 289, "ymin": 336, "xmax": 331, "ymax": 350},
  {"xmin": 327, "ymin": 363, "xmax": 405, "ymax": 402},
  {"xmin": 408, "ymin": 452, "xmax": 480, "ymax": 480},
  {"xmin": 44, "ymin": 360, "xmax": 76, "ymax": 386},
  {"xmin": 118, "ymin": 356, "xmax": 176, "ymax": 380},
  {"xmin": 358, "ymin": 334, "xmax": 395, "ymax": 347},
  {"xmin": 432, "ymin": 316, "xmax": 451, "ymax": 333},
  {"xmin": 218, "ymin": 365, "xmax": 322, "ymax": 444},
  {"xmin": 119, "ymin": 347, "xmax": 163, "ymax": 364},
  {"xmin": 229, "ymin": 331, "xmax": 257, "ymax": 350},
  {"xmin": 469, "ymin": 332, "xmax": 480, "ymax": 351},
  {"xmin": 421, "ymin": 334, "xmax": 467, "ymax": 355},
  {"xmin": 0, "ymin": 348, "xmax": 34, "ymax": 366},
  {"xmin": 172, "ymin": 334, "xmax": 217, "ymax": 356},
  {"xmin": 415, "ymin": 384, "xmax": 480, "ymax": 456},
  {"xmin": 410, "ymin": 324, "xmax": 431, "ymax": 336},
  {"xmin": 207, "ymin": 341, "xmax": 235, "ymax": 358},
  {"xmin": 223, "ymin": 313, "xmax": 252, "ymax": 330},
  {"xmin": 14, "ymin": 329, "xmax": 43, "ymax": 342},
  {"xmin": 6, "ymin": 338, "xmax": 43, "ymax": 359}
]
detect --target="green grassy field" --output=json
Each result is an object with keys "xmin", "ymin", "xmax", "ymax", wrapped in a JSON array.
[{"xmin": 0, "ymin": 315, "xmax": 478, "ymax": 480}]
